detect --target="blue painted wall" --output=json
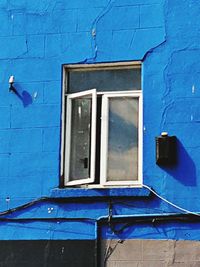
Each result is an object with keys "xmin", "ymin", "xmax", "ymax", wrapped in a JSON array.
[{"xmin": 0, "ymin": 0, "xmax": 200, "ymax": 241}]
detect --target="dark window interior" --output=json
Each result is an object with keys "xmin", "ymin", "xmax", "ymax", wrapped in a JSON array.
[{"xmin": 68, "ymin": 68, "xmax": 141, "ymax": 93}]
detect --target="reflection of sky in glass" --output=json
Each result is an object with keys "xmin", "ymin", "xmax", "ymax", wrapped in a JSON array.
[{"xmin": 107, "ymin": 97, "xmax": 138, "ymax": 181}]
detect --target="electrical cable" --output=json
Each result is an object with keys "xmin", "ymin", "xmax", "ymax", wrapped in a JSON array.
[
  {"xmin": 103, "ymin": 239, "xmax": 124, "ymax": 266},
  {"xmin": 143, "ymin": 184, "xmax": 200, "ymax": 217},
  {"xmin": 0, "ymin": 217, "xmax": 96, "ymax": 223},
  {"xmin": 0, "ymin": 185, "xmax": 200, "ymax": 223},
  {"xmin": 0, "ymin": 197, "xmax": 50, "ymax": 216},
  {"xmin": 113, "ymin": 201, "xmax": 167, "ymax": 213}
]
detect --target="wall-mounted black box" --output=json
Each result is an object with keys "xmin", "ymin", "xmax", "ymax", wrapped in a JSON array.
[{"xmin": 156, "ymin": 133, "xmax": 177, "ymax": 166}]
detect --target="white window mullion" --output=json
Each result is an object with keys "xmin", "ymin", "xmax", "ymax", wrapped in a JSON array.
[
  {"xmin": 90, "ymin": 89, "xmax": 97, "ymax": 182},
  {"xmin": 65, "ymin": 96, "xmax": 72, "ymax": 182},
  {"xmin": 138, "ymin": 93, "xmax": 143, "ymax": 185},
  {"xmin": 100, "ymin": 95, "xmax": 109, "ymax": 185}
]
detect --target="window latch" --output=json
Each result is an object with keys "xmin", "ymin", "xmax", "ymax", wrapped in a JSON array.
[{"xmin": 80, "ymin": 157, "xmax": 88, "ymax": 168}]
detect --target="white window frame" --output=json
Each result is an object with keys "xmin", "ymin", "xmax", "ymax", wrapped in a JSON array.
[
  {"xmin": 100, "ymin": 91, "xmax": 143, "ymax": 186},
  {"xmin": 64, "ymin": 89, "xmax": 97, "ymax": 186},
  {"xmin": 61, "ymin": 62, "xmax": 142, "ymax": 187}
]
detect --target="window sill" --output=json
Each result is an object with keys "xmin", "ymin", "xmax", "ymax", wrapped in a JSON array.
[{"xmin": 50, "ymin": 187, "xmax": 150, "ymax": 199}]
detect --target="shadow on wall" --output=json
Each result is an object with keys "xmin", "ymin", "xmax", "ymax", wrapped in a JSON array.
[
  {"xmin": 160, "ymin": 139, "xmax": 196, "ymax": 186},
  {"xmin": 11, "ymin": 83, "xmax": 32, "ymax": 107}
]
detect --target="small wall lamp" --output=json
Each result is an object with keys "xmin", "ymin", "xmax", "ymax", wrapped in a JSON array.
[{"xmin": 9, "ymin": 75, "xmax": 18, "ymax": 94}]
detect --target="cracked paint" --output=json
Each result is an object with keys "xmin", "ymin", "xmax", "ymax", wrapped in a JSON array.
[{"xmin": 0, "ymin": 0, "xmax": 200, "ymax": 249}]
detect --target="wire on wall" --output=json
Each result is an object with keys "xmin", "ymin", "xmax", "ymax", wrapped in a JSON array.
[{"xmin": 142, "ymin": 184, "xmax": 200, "ymax": 217}]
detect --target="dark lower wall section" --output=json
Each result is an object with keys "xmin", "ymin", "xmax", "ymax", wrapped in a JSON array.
[
  {"xmin": 0, "ymin": 240, "xmax": 96, "ymax": 267},
  {"xmin": 101, "ymin": 239, "xmax": 200, "ymax": 267},
  {"xmin": 2, "ymin": 239, "xmax": 200, "ymax": 266}
]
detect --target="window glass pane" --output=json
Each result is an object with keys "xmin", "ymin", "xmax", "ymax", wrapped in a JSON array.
[
  {"xmin": 107, "ymin": 97, "xmax": 138, "ymax": 181},
  {"xmin": 69, "ymin": 97, "xmax": 91, "ymax": 181},
  {"xmin": 68, "ymin": 68, "xmax": 141, "ymax": 93}
]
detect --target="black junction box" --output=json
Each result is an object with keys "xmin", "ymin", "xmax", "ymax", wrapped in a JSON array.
[{"xmin": 156, "ymin": 133, "xmax": 177, "ymax": 166}]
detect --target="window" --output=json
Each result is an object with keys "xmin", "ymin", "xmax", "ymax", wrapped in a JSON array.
[{"xmin": 61, "ymin": 62, "xmax": 142, "ymax": 187}]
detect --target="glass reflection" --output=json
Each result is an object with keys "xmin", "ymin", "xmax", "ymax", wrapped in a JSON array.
[{"xmin": 107, "ymin": 97, "xmax": 138, "ymax": 181}]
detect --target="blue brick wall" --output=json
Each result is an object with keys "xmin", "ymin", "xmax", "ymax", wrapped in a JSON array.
[{"xmin": 0, "ymin": 0, "xmax": 200, "ymax": 242}]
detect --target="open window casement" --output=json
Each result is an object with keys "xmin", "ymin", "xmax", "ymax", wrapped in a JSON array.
[
  {"xmin": 65, "ymin": 89, "xmax": 97, "ymax": 186},
  {"xmin": 100, "ymin": 91, "xmax": 143, "ymax": 186}
]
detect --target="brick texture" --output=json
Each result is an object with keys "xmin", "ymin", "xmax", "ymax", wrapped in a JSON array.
[{"xmin": 102, "ymin": 239, "xmax": 200, "ymax": 267}]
